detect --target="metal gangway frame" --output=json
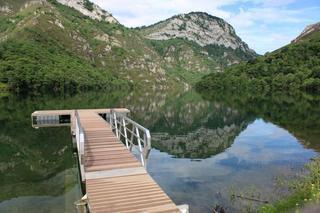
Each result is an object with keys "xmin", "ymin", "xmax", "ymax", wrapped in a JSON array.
[
  {"xmin": 108, "ymin": 109, "xmax": 152, "ymax": 168},
  {"xmin": 75, "ymin": 110, "xmax": 85, "ymax": 181}
]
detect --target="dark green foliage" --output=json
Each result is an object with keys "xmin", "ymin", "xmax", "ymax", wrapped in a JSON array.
[
  {"xmin": 146, "ymin": 38, "xmax": 253, "ymax": 72},
  {"xmin": 83, "ymin": 0, "xmax": 94, "ymax": 11},
  {"xmin": 196, "ymin": 30, "xmax": 320, "ymax": 94},
  {"xmin": 178, "ymin": 22, "xmax": 187, "ymax": 31},
  {"xmin": 0, "ymin": 38, "xmax": 130, "ymax": 94},
  {"xmin": 205, "ymin": 44, "xmax": 256, "ymax": 66},
  {"xmin": 0, "ymin": 0, "xmax": 135, "ymax": 94},
  {"xmin": 0, "ymin": 17, "xmax": 13, "ymax": 32}
]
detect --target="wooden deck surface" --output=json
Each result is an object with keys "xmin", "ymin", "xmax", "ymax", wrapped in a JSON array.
[{"xmin": 32, "ymin": 109, "xmax": 180, "ymax": 213}]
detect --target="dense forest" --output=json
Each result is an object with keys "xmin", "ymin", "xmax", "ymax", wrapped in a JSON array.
[
  {"xmin": 0, "ymin": 38, "xmax": 130, "ymax": 94},
  {"xmin": 196, "ymin": 29, "xmax": 320, "ymax": 93}
]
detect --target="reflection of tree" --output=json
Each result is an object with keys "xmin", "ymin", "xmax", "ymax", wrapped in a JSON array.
[
  {"xmin": 0, "ymin": 94, "xmax": 107, "ymax": 201},
  {"xmin": 200, "ymin": 91, "xmax": 320, "ymax": 151}
]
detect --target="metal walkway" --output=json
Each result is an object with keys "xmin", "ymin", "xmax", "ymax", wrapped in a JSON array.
[{"xmin": 31, "ymin": 109, "xmax": 186, "ymax": 213}]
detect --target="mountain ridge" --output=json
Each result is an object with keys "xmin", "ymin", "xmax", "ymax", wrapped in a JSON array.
[
  {"xmin": 292, "ymin": 21, "xmax": 320, "ymax": 43},
  {"xmin": 138, "ymin": 11, "xmax": 256, "ymax": 69},
  {"xmin": 139, "ymin": 12, "xmax": 252, "ymax": 51},
  {"xmin": 0, "ymin": 0, "xmax": 257, "ymax": 94}
]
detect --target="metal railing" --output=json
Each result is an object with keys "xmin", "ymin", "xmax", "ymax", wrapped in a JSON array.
[
  {"xmin": 109, "ymin": 110, "xmax": 151, "ymax": 167},
  {"xmin": 75, "ymin": 110, "xmax": 85, "ymax": 181}
]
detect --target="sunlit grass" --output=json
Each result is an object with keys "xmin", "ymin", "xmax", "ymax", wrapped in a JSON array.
[{"xmin": 259, "ymin": 157, "xmax": 320, "ymax": 212}]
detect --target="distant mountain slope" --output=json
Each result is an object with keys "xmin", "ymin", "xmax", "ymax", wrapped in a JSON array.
[
  {"xmin": 196, "ymin": 21, "xmax": 320, "ymax": 93},
  {"xmin": 292, "ymin": 22, "xmax": 320, "ymax": 43},
  {"xmin": 0, "ymin": 0, "xmax": 256, "ymax": 94},
  {"xmin": 0, "ymin": 0, "xmax": 169, "ymax": 93},
  {"xmin": 138, "ymin": 12, "xmax": 256, "ymax": 69}
]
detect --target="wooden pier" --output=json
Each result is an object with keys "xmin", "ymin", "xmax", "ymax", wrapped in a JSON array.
[{"xmin": 31, "ymin": 109, "xmax": 187, "ymax": 213}]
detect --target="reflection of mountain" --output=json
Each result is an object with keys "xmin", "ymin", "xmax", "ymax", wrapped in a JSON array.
[
  {"xmin": 122, "ymin": 90, "xmax": 251, "ymax": 130},
  {"xmin": 120, "ymin": 90, "xmax": 253, "ymax": 158},
  {"xmin": 153, "ymin": 123, "xmax": 247, "ymax": 158},
  {"xmin": 200, "ymin": 91, "xmax": 320, "ymax": 152}
]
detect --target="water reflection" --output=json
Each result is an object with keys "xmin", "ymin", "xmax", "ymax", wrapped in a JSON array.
[
  {"xmin": 124, "ymin": 90, "xmax": 320, "ymax": 212},
  {"xmin": 0, "ymin": 89, "xmax": 319, "ymax": 212},
  {"xmin": 148, "ymin": 120, "xmax": 316, "ymax": 212},
  {"xmin": 0, "ymin": 97, "xmax": 82, "ymax": 212}
]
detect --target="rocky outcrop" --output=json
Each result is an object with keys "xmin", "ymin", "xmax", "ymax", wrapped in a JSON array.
[
  {"xmin": 292, "ymin": 22, "xmax": 320, "ymax": 43},
  {"xmin": 57, "ymin": 0, "xmax": 118, "ymax": 23},
  {"xmin": 139, "ymin": 12, "xmax": 256, "ymax": 70},
  {"xmin": 0, "ymin": 5, "xmax": 11, "ymax": 13},
  {"xmin": 141, "ymin": 12, "xmax": 252, "ymax": 52}
]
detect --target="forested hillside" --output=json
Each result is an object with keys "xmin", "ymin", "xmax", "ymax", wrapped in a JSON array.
[
  {"xmin": 196, "ymin": 26, "xmax": 320, "ymax": 93},
  {"xmin": 0, "ymin": 0, "xmax": 255, "ymax": 94}
]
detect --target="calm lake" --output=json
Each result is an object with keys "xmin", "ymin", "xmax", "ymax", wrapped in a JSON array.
[{"xmin": 0, "ymin": 89, "xmax": 319, "ymax": 212}]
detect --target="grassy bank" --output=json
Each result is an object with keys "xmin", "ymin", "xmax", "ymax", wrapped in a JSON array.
[{"xmin": 259, "ymin": 157, "xmax": 320, "ymax": 212}]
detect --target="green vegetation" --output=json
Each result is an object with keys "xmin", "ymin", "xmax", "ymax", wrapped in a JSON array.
[
  {"xmin": 148, "ymin": 38, "xmax": 254, "ymax": 68},
  {"xmin": 0, "ymin": 0, "xmax": 135, "ymax": 94},
  {"xmin": 196, "ymin": 30, "xmax": 320, "ymax": 93},
  {"xmin": 205, "ymin": 44, "xmax": 255, "ymax": 66},
  {"xmin": 0, "ymin": 82, "xmax": 8, "ymax": 92},
  {"xmin": 0, "ymin": 39, "xmax": 130, "ymax": 94},
  {"xmin": 2, "ymin": 0, "xmax": 201, "ymax": 93},
  {"xmin": 83, "ymin": 0, "xmax": 94, "ymax": 11},
  {"xmin": 196, "ymin": 30, "xmax": 320, "ymax": 211},
  {"xmin": 259, "ymin": 157, "xmax": 320, "ymax": 213},
  {"xmin": 200, "ymin": 90, "xmax": 320, "ymax": 150},
  {"xmin": 1, "ymin": 0, "xmax": 258, "ymax": 94}
]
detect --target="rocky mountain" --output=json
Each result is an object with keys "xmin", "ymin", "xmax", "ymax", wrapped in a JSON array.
[
  {"xmin": 138, "ymin": 12, "xmax": 256, "ymax": 69},
  {"xmin": 0, "ymin": 0, "xmax": 256, "ymax": 94},
  {"xmin": 292, "ymin": 22, "xmax": 320, "ymax": 43},
  {"xmin": 141, "ymin": 12, "xmax": 249, "ymax": 50}
]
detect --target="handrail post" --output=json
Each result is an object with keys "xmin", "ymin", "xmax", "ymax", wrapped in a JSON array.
[
  {"xmin": 122, "ymin": 118, "xmax": 129, "ymax": 148},
  {"xmin": 135, "ymin": 126, "xmax": 145, "ymax": 167},
  {"xmin": 130, "ymin": 124, "xmax": 134, "ymax": 151},
  {"xmin": 113, "ymin": 111, "xmax": 119, "ymax": 138}
]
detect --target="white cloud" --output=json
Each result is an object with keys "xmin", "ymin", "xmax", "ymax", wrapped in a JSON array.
[
  {"xmin": 226, "ymin": 6, "xmax": 318, "ymax": 53},
  {"xmin": 92, "ymin": 0, "xmax": 236, "ymax": 27},
  {"xmin": 91, "ymin": 0, "xmax": 320, "ymax": 53}
]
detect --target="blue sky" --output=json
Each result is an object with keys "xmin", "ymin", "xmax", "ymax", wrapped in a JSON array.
[{"xmin": 91, "ymin": 0, "xmax": 320, "ymax": 54}]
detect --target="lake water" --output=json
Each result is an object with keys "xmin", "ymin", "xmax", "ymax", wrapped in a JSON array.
[{"xmin": 0, "ymin": 90, "xmax": 319, "ymax": 212}]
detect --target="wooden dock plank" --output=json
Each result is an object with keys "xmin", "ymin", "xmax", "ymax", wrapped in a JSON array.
[
  {"xmin": 87, "ymin": 174, "xmax": 179, "ymax": 213},
  {"xmin": 32, "ymin": 109, "xmax": 180, "ymax": 213}
]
